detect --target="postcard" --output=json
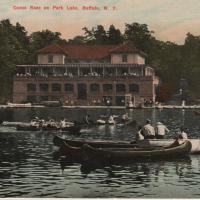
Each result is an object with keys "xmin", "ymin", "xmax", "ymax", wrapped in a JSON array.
[{"xmin": 0, "ymin": 0, "xmax": 200, "ymax": 198}]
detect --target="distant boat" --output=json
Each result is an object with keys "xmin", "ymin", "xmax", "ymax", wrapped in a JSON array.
[
  {"xmin": 40, "ymin": 101, "xmax": 62, "ymax": 107},
  {"xmin": 7, "ymin": 103, "xmax": 32, "ymax": 107}
]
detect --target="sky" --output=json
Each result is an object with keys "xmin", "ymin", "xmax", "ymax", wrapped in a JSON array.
[{"xmin": 1, "ymin": 0, "xmax": 200, "ymax": 44}]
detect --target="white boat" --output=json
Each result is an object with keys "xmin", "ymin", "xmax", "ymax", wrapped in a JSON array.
[
  {"xmin": 7, "ymin": 103, "xmax": 32, "ymax": 107},
  {"xmin": 136, "ymin": 139, "xmax": 200, "ymax": 154},
  {"xmin": 2, "ymin": 121, "xmax": 30, "ymax": 127}
]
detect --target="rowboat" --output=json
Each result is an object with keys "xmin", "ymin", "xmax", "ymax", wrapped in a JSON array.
[
  {"xmin": 16, "ymin": 124, "xmax": 81, "ymax": 134},
  {"xmin": 53, "ymin": 136, "xmax": 200, "ymax": 154},
  {"xmin": 1, "ymin": 121, "xmax": 30, "ymax": 127},
  {"xmin": 16, "ymin": 124, "xmax": 40, "ymax": 131},
  {"xmin": 81, "ymin": 140, "xmax": 192, "ymax": 164}
]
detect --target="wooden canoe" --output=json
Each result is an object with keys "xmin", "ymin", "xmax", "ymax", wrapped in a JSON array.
[
  {"xmin": 81, "ymin": 140, "xmax": 192, "ymax": 164},
  {"xmin": 53, "ymin": 135, "xmax": 136, "ymax": 148},
  {"xmin": 53, "ymin": 135, "xmax": 200, "ymax": 154}
]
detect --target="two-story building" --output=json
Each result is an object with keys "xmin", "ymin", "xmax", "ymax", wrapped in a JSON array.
[{"xmin": 13, "ymin": 42, "xmax": 159, "ymax": 106}]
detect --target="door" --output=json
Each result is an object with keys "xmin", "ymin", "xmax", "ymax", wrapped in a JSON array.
[{"xmin": 77, "ymin": 84, "xmax": 87, "ymax": 100}]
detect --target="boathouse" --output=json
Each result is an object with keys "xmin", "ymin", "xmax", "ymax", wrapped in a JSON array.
[{"xmin": 13, "ymin": 42, "xmax": 159, "ymax": 106}]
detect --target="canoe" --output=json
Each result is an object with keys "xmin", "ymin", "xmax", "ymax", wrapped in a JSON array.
[
  {"xmin": 81, "ymin": 140, "xmax": 192, "ymax": 164},
  {"xmin": 53, "ymin": 135, "xmax": 136, "ymax": 148},
  {"xmin": 55, "ymin": 140, "xmax": 166, "ymax": 160},
  {"xmin": 53, "ymin": 136, "xmax": 200, "ymax": 154},
  {"xmin": 136, "ymin": 139, "xmax": 200, "ymax": 154},
  {"xmin": 61, "ymin": 126, "xmax": 81, "ymax": 134}
]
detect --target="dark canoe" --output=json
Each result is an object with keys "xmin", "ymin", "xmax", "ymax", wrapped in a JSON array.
[
  {"xmin": 81, "ymin": 140, "xmax": 192, "ymax": 164},
  {"xmin": 61, "ymin": 126, "xmax": 81, "ymax": 134},
  {"xmin": 42, "ymin": 125, "xmax": 60, "ymax": 131},
  {"xmin": 53, "ymin": 135, "xmax": 136, "ymax": 148}
]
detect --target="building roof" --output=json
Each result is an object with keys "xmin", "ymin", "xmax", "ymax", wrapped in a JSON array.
[
  {"xmin": 109, "ymin": 42, "xmax": 147, "ymax": 57},
  {"xmin": 37, "ymin": 42, "xmax": 146, "ymax": 60},
  {"xmin": 37, "ymin": 44, "xmax": 67, "ymax": 54}
]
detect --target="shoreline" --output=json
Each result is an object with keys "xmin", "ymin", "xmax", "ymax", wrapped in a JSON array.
[{"xmin": 0, "ymin": 105, "xmax": 200, "ymax": 109}]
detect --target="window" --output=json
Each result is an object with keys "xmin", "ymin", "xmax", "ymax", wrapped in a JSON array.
[
  {"xmin": 39, "ymin": 83, "xmax": 49, "ymax": 92},
  {"xmin": 103, "ymin": 84, "xmax": 113, "ymax": 92},
  {"xmin": 65, "ymin": 83, "xmax": 74, "ymax": 93},
  {"xmin": 27, "ymin": 95, "xmax": 37, "ymax": 103},
  {"xmin": 129, "ymin": 84, "xmax": 139, "ymax": 93},
  {"xmin": 116, "ymin": 84, "xmax": 126, "ymax": 93},
  {"xmin": 39, "ymin": 96, "xmax": 48, "ymax": 102},
  {"xmin": 90, "ymin": 84, "xmax": 100, "ymax": 93},
  {"xmin": 27, "ymin": 83, "xmax": 36, "ymax": 92},
  {"xmin": 122, "ymin": 54, "xmax": 128, "ymax": 62},
  {"xmin": 116, "ymin": 96, "xmax": 125, "ymax": 106},
  {"xmin": 48, "ymin": 55, "xmax": 53, "ymax": 63},
  {"xmin": 52, "ymin": 83, "xmax": 61, "ymax": 92}
]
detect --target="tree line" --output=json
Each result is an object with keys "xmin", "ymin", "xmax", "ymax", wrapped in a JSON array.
[{"xmin": 0, "ymin": 19, "xmax": 200, "ymax": 103}]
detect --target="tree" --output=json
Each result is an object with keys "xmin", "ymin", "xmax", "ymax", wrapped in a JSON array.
[
  {"xmin": 124, "ymin": 22, "xmax": 155, "ymax": 53},
  {"xmin": 108, "ymin": 25, "xmax": 124, "ymax": 44},
  {"xmin": 82, "ymin": 25, "xmax": 109, "ymax": 44},
  {"xmin": 28, "ymin": 30, "xmax": 67, "ymax": 63},
  {"xmin": 68, "ymin": 35, "xmax": 86, "ymax": 44},
  {"xmin": 0, "ymin": 19, "xmax": 29, "ymax": 103}
]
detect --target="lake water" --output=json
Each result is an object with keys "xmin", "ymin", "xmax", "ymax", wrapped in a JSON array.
[{"xmin": 0, "ymin": 107, "xmax": 200, "ymax": 198}]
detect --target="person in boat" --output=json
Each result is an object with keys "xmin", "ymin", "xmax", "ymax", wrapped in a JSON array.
[
  {"xmin": 96, "ymin": 117, "xmax": 106, "ymax": 125},
  {"xmin": 178, "ymin": 127, "xmax": 188, "ymax": 139},
  {"xmin": 108, "ymin": 115, "xmax": 115, "ymax": 124},
  {"xmin": 60, "ymin": 118, "xmax": 66, "ymax": 128},
  {"xmin": 142, "ymin": 119, "xmax": 155, "ymax": 139},
  {"xmin": 135, "ymin": 125, "xmax": 145, "ymax": 141},
  {"xmin": 121, "ymin": 113, "xmax": 129, "ymax": 122},
  {"xmin": 85, "ymin": 114, "xmax": 94, "ymax": 125},
  {"xmin": 155, "ymin": 121, "xmax": 169, "ymax": 139}
]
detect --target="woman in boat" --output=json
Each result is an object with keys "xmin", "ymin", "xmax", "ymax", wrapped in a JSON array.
[
  {"xmin": 155, "ymin": 121, "xmax": 169, "ymax": 139},
  {"xmin": 178, "ymin": 127, "xmax": 188, "ymax": 139},
  {"xmin": 135, "ymin": 125, "xmax": 144, "ymax": 141}
]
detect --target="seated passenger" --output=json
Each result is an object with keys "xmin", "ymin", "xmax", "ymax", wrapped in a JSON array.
[
  {"xmin": 108, "ymin": 115, "xmax": 115, "ymax": 124},
  {"xmin": 85, "ymin": 114, "xmax": 93, "ymax": 124},
  {"xmin": 178, "ymin": 127, "xmax": 188, "ymax": 139},
  {"xmin": 135, "ymin": 125, "xmax": 144, "ymax": 141},
  {"xmin": 122, "ymin": 113, "xmax": 129, "ymax": 122},
  {"xmin": 142, "ymin": 119, "xmax": 155, "ymax": 139},
  {"xmin": 155, "ymin": 121, "xmax": 169, "ymax": 139}
]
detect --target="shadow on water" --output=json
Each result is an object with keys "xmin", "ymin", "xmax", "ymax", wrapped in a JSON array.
[{"xmin": 60, "ymin": 155, "xmax": 192, "ymax": 180}]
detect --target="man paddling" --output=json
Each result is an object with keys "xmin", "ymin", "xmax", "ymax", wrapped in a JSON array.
[
  {"xmin": 155, "ymin": 121, "xmax": 169, "ymax": 139},
  {"xmin": 142, "ymin": 119, "xmax": 155, "ymax": 139}
]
